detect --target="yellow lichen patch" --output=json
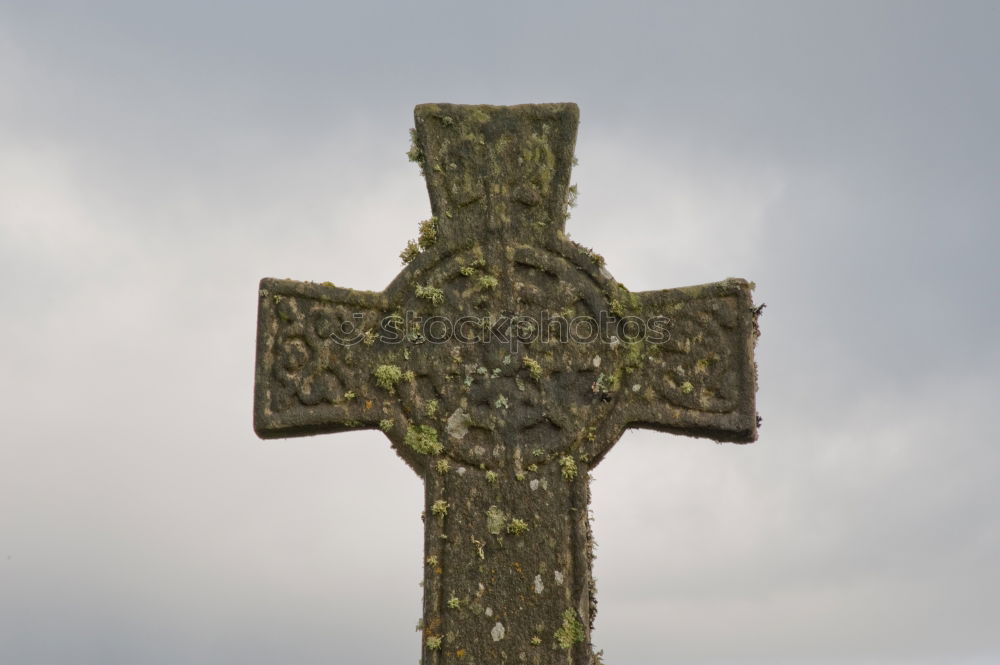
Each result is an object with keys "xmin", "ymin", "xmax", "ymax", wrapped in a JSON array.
[
  {"xmin": 522, "ymin": 356, "xmax": 543, "ymax": 381},
  {"xmin": 559, "ymin": 455, "xmax": 578, "ymax": 480},
  {"xmin": 507, "ymin": 518, "xmax": 529, "ymax": 535},
  {"xmin": 415, "ymin": 284, "xmax": 445, "ymax": 305},
  {"xmin": 431, "ymin": 499, "xmax": 449, "ymax": 518},
  {"xmin": 405, "ymin": 425, "xmax": 443, "ymax": 455},
  {"xmin": 554, "ymin": 609, "xmax": 585, "ymax": 649},
  {"xmin": 374, "ymin": 364, "xmax": 404, "ymax": 392},
  {"xmin": 418, "ymin": 217, "xmax": 439, "ymax": 249}
]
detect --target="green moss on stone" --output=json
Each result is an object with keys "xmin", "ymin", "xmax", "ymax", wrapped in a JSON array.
[
  {"xmin": 507, "ymin": 518, "xmax": 529, "ymax": 535},
  {"xmin": 431, "ymin": 499, "xmax": 449, "ymax": 518},
  {"xmin": 486, "ymin": 505, "xmax": 506, "ymax": 535},
  {"xmin": 407, "ymin": 128, "xmax": 424, "ymax": 165},
  {"xmin": 559, "ymin": 455, "xmax": 578, "ymax": 480},
  {"xmin": 554, "ymin": 609, "xmax": 585, "ymax": 649},
  {"xmin": 415, "ymin": 284, "xmax": 445, "ymax": 305},
  {"xmin": 400, "ymin": 240, "xmax": 420, "ymax": 264},
  {"xmin": 522, "ymin": 357, "xmax": 543, "ymax": 381},
  {"xmin": 374, "ymin": 364, "xmax": 404, "ymax": 392},
  {"xmin": 469, "ymin": 108, "xmax": 491, "ymax": 124},
  {"xmin": 405, "ymin": 425, "xmax": 443, "ymax": 455},
  {"xmin": 418, "ymin": 217, "xmax": 438, "ymax": 249}
]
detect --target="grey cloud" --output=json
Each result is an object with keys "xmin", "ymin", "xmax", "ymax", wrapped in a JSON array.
[{"xmin": 1, "ymin": 2, "xmax": 997, "ymax": 664}]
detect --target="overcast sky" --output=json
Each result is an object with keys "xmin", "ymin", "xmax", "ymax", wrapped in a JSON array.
[{"xmin": 2, "ymin": 1, "xmax": 998, "ymax": 664}]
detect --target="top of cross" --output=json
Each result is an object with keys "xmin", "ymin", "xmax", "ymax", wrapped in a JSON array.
[{"xmin": 410, "ymin": 103, "xmax": 579, "ymax": 249}]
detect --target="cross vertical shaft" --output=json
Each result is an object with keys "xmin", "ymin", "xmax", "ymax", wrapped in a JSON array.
[{"xmin": 423, "ymin": 465, "xmax": 594, "ymax": 663}]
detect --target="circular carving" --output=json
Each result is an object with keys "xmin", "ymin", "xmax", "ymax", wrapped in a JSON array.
[{"xmin": 391, "ymin": 242, "xmax": 622, "ymax": 466}]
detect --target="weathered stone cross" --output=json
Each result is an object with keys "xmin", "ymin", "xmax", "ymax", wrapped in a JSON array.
[{"xmin": 254, "ymin": 103, "xmax": 759, "ymax": 664}]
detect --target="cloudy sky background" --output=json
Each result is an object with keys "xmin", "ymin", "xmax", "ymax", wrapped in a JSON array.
[{"xmin": 2, "ymin": 1, "xmax": 998, "ymax": 663}]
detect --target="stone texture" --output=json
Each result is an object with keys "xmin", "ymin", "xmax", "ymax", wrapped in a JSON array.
[{"xmin": 253, "ymin": 103, "xmax": 760, "ymax": 664}]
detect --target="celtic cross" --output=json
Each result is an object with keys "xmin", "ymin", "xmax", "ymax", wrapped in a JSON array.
[{"xmin": 253, "ymin": 103, "xmax": 760, "ymax": 664}]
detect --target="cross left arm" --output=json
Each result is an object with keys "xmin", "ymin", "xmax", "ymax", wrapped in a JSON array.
[{"xmin": 254, "ymin": 278, "xmax": 395, "ymax": 438}]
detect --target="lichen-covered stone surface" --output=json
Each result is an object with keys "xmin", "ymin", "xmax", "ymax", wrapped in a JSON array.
[{"xmin": 254, "ymin": 103, "xmax": 760, "ymax": 664}]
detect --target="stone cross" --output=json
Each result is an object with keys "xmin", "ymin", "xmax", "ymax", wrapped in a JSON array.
[{"xmin": 253, "ymin": 103, "xmax": 759, "ymax": 664}]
